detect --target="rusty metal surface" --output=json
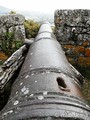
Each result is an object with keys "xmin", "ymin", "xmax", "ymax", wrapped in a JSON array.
[{"xmin": 0, "ymin": 22, "xmax": 90, "ymax": 120}]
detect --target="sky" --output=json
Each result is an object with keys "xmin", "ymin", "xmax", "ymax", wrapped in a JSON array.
[{"xmin": 0, "ymin": 0, "xmax": 90, "ymax": 13}]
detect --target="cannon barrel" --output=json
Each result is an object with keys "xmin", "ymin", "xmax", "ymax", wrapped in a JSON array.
[{"xmin": 0, "ymin": 22, "xmax": 90, "ymax": 120}]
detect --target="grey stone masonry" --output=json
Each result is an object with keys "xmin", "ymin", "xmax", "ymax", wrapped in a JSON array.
[
  {"xmin": 54, "ymin": 10, "xmax": 90, "ymax": 66},
  {"xmin": 54, "ymin": 9, "xmax": 90, "ymax": 45},
  {"xmin": 0, "ymin": 14, "xmax": 25, "ymax": 41}
]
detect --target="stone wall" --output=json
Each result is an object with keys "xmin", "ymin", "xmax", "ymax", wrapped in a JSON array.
[
  {"xmin": 54, "ymin": 10, "xmax": 90, "ymax": 66},
  {"xmin": 0, "ymin": 14, "xmax": 25, "ymax": 59},
  {"xmin": 0, "ymin": 14, "xmax": 25, "ymax": 40}
]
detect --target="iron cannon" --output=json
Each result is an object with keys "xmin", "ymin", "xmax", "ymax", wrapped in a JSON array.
[{"xmin": 0, "ymin": 22, "xmax": 90, "ymax": 120}]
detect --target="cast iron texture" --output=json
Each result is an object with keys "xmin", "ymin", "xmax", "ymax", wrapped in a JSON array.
[{"xmin": 0, "ymin": 22, "xmax": 90, "ymax": 120}]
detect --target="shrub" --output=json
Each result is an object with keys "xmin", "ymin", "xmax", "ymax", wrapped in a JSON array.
[
  {"xmin": 24, "ymin": 20, "xmax": 40, "ymax": 39},
  {"xmin": 0, "ymin": 28, "xmax": 23, "ymax": 56},
  {"xmin": 9, "ymin": 11, "xmax": 16, "ymax": 14}
]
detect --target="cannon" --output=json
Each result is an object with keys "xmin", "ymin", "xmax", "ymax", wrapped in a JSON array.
[{"xmin": 0, "ymin": 22, "xmax": 90, "ymax": 120}]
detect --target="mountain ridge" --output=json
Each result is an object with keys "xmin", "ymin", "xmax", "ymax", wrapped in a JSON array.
[
  {"xmin": 0, "ymin": 6, "xmax": 54, "ymax": 24},
  {"xmin": 0, "ymin": 6, "xmax": 11, "ymax": 14}
]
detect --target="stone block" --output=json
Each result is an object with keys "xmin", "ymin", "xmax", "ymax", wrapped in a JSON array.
[
  {"xmin": 0, "ymin": 14, "xmax": 25, "ymax": 41},
  {"xmin": 54, "ymin": 10, "xmax": 90, "ymax": 66},
  {"xmin": 54, "ymin": 9, "xmax": 90, "ymax": 43}
]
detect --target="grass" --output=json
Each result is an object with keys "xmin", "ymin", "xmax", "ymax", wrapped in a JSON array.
[
  {"xmin": 73, "ymin": 64, "xmax": 90, "ymax": 105},
  {"xmin": 82, "ymin": 78, "xmax": 90, "ymax": 105}
]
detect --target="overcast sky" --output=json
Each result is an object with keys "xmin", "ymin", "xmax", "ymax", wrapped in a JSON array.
[{"xmin": 0, "ymin": 0, "xmax": 90, "ymax": 13}]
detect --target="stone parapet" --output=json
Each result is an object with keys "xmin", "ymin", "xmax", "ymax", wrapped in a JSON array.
[
  {"xmin": 0, "ymin": 14, "xmax": 25, "ymax": 42},
  {"xmin": 54, "ymin": 10, "xmax": 90, "ymax": 66},
  {"xmin": 0, "ymin": 14, "xmax": 25, "ymax": 58}
]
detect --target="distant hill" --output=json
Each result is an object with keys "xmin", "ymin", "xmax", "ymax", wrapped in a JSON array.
[
  {"xmin": 0, "ymin": 6, "xmax": 11, "ymax": 14},
  {"xmin": 17, "ymin": 10, "xmax": 54, "ymax": 24},
  {"xmin": 0, "ymin": 6, "xmax": 54, "ymax": 24}
]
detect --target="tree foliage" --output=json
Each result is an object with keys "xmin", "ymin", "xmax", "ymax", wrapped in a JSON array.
[
  {"xmin": 10, "ymin": 11, "xmax": 16, "ymax": 14},
  {"xmin": 24, "ymin": 20, "xmax": 40, "ymax": 39}
]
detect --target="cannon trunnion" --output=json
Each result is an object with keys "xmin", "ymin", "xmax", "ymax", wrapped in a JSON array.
[{"xmin": 0, "ymin": 22, "xmax": 90, "ymax": 120}]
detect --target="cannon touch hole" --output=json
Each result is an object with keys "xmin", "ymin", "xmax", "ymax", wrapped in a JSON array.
[{"xmin": 56, "ymin": 77, "xmax": 70, "ymax": 92}]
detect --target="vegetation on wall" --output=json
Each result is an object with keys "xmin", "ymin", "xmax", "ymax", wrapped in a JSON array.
[
  {"xmin": 0, "ymin": 28, "xmax": 23, "ymax": 56},
  {"xmin": 24, "ymin": 19, "xmax": 40, "ymax": 39},
  {"xmin": 0, "ymin": 19, "xmax": 40, "ymax": 61}
]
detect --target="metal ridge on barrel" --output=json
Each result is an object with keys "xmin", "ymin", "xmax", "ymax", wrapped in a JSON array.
[{"xmin": 0, "ymin": 22, "xmax": 90, "ymax": 120}]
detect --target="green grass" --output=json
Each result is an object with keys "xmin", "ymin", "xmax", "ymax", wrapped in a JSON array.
[
  {"xmin": 0, "ymin": 61, "xmax": 4, "ymax": 65},
  {"xmin": 73, "ymin": 64, "xmax": 90, "ymax": 105},
  {"xmin": 73, "ymin": 64, "xmax": 90, "ymax": 80}
]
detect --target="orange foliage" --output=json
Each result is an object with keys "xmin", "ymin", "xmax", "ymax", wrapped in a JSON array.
[
  {"xmin": 74, "ymin": 46, "xmax": 84, "ymax": 53},
  {"xmin": 83, "ymin": 41, "xmax": 89, "ymax": 47},
  {"xmin": 0, "ymin": 51, "xmax": 8, "ymax": 60},
  {"xmin": 78, "ymin": 57, "xmax": 90, "ymax": 66},
  {"xmin": 64, "ymin": 45, "xmax": 90, "ymax": 66},
  {"xmin": 85, "ymin": 48, "xmax": 90, "ymax": 57},
  {"xmin": 64, "ymin": 45, "xmax": 84, "ymax": 54},
  {"xmin": 64, "ymin": 45, "xmax": 74, "ymax": 49}
]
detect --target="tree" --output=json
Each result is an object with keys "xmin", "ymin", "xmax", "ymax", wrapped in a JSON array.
[{"xmin": 10, "ymin": 11, "xmax": 16, "ymax": 14}]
